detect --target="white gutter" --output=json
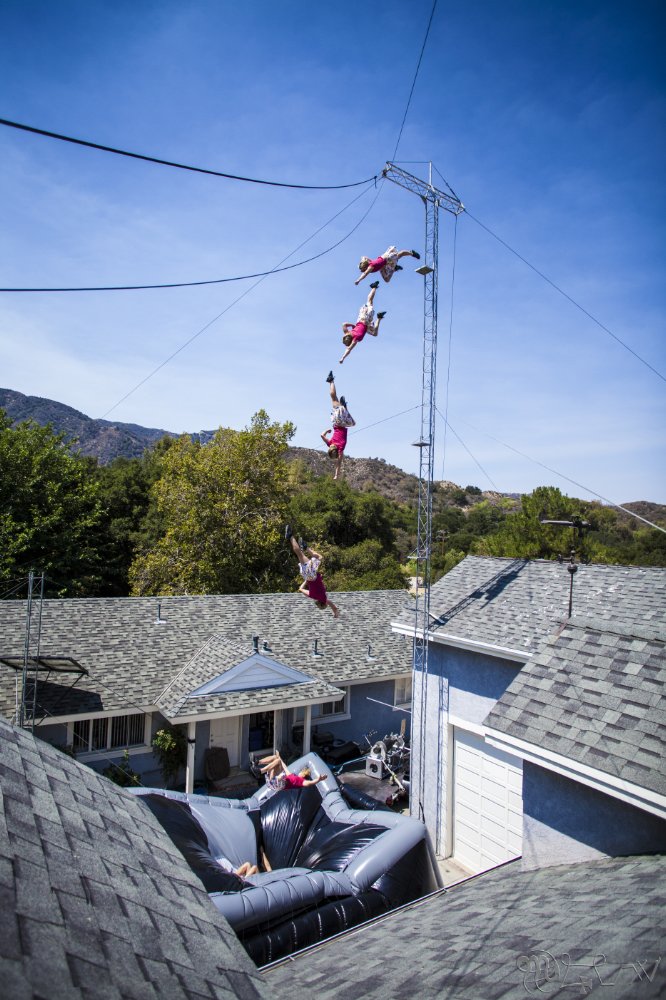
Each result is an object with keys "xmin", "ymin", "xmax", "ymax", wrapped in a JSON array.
[
  {"xmin": 168, "ymin": 690, "xmax": 346, "ymax": 726},
  {"xmin": 485, "ymin": 727, "xmax": 666, "ymax": 821},
  {"xmin": 391, "ymin": 620, "xmax": 532, "ymax": 664}
]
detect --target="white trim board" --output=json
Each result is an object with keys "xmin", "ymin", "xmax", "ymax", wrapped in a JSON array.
[
  {"xmin": 390, "ymin": 622, "xmax": 532, "ymax": 664},
  {"xmin": 485, "ymin": 728, "xmax": 666, "ymax": 821}
]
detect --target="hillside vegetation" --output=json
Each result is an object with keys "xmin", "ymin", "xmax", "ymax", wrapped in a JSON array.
[{"xmin": 1, "ymin": 399, "xmax": 664, "ymax": 598}]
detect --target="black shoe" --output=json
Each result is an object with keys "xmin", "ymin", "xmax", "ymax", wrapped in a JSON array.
[
  {"xmin": 326, "ymin": 371, "xmax": 334, "ymax": 383},
  {"xmin": 284, "ymin": 524, "xmax": 293, "ymax": 541},
  {"xmin": 299, "ymin": 537, "xmax": 308, "ymax": 551},
  {"xmin": 369, "ymin": 280, "xmax": 380, "ymax": 289},
  {"xmin": 395, "ymin": 265, "xmax": 403, "ymax": 271},
  {"xmin": 411, "ymin": 250, "xmax": 421, "ymax": 259},
  {"xmin": 377, "ymin": 311, "xmax": 386, "ymax": 319},
  {"xmin": 339, "ymin": 396, "xmax": 346, "ymax": 407}
]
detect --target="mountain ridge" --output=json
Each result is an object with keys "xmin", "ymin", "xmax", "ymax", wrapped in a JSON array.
[{"xmin": 2, "ymin": 387, "xmax": 663, "ymax": 521}]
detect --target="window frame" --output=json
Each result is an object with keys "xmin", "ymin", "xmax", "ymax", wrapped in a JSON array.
[
  {"xmin": 70, "ymin": 712, "xmax": 150, "ymax": 758},
  {"xmin": 394, "ymin": 676, "xmax": 413, "ymax": 708},
  {"xmin": 293, "ymin": 687, "xmax": 351, "ymax": 725}
]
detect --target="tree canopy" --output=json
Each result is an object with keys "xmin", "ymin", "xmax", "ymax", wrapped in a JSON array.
[
  {"xmin": 129, "ymin": 411, "xmax": 295, "ymax": 595},
  {"xmin": 0, "ymin": 411, "xmax": 102, "ymax": 596},
  {"xmin": 2, "ymin": 399, "xmax": 664, "ymax": 601}
]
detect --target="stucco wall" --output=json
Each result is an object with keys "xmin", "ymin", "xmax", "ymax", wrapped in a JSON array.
[
  {"xmin": 411, "ymin": 641, "xmax": 522, "ymax": 854},
  {"xmin": 522, "ymin": 762, "xmax": 666, "ymax": 869},
  {"xmin": 300, "ymin": 678, "xmax": 409, "ymax": 754}
]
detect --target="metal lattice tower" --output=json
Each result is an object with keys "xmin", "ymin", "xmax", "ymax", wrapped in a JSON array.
[
  {"xmin": 19, "ymin": 570, "xmax": 45, "ymax": 730},
  {"xmin": 382, "ymin": 163, "xmax": 463, "ymax": 824}
]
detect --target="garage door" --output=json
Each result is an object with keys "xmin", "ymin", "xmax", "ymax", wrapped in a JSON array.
[{"xmin": 453, "ymin": 728, "xmax": 523, "ymax": 874}]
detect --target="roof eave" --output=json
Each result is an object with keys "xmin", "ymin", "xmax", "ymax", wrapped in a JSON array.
[
  {"xmin": 390, "ymin": 621, "xmax": 532, "ymax": 664},
  {"xmin": 485, "ymin": 726, "xmax": 666, "ymax": 821}
]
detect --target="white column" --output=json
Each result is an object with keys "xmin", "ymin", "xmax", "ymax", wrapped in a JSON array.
[
  {"xmin": 185, "ymin": 721, "xmax": 196, "ymax": 794},
  {"xmin": 303, "ymin": 705, "xmax": 311, "ymax": 753}
]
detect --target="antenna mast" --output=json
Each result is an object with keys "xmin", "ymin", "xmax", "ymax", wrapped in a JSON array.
[{"xmin": 382, "ymin": 163, "xmax": 463, "ymax": 835}]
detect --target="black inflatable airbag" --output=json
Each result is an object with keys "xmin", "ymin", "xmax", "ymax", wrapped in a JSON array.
[
  {"xmin": 295, "ymin": 820, "xmax": 386, "ymax": 872},
  {"xmin": 241, "ymin": 888, "xmax": 390, "ymax": 966},
  {"xmin": 258, "ymin": 786, "xmax": 323, "ymax": 869},
  {"xmin": 140, "ymin": 794, "xmax": 245, "ymax": 893}
]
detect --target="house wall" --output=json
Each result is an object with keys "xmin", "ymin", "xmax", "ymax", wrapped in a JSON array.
[
  {"xmin": 521, "ymin": 762, "xmax": 666, "ymax": 869},
  {"xmin": 313, "ymin": 678, "xmax": 409, "ymax": 746},
  {"xmin": 412, "ymin": 642, "xmax": 522, "ymax": 854}
]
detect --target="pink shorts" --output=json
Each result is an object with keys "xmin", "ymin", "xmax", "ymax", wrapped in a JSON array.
[
  {"xmin": 352, "ymin": 321, "xmax": 367, "ymax": 343},
  {"xmin": 330, "ymin": 426, "xmax": 347, "ymax": 453}
]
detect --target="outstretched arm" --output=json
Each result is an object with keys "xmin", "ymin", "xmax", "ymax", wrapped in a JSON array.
[
  {"xmin": 302, "ymin": 773, "xmax": 328, "ymax": 786},
  {"xmin": 333, "ymin": 453, "xmax": 343, "ymax": 480},
  {"xmin": 355, "ymin": 268, "xmax": 370, "ymax": 286},
  {"xmin": 298, "ymin": 580, "xmax": 310, "ymax": 597},
  {"xmin": 321, "ymin": 429, "xmax": 331, "ymax": 446},
  {"xmin": 339, "ymin": 341, "xmax": 356, "ymax": 363}
]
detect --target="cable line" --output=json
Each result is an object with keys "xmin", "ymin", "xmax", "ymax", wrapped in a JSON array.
[
  {"xmin": 439, "ymin": 214, "xmax": 458, "ymax": 484},
  {"xmin": 454, "ymin": 415, "xmax": 666, "ymax": 534},
  {"xmin": 464, "ymin": 209, "xmax": 665, "ymax": 384},
  {"xmin": 436, "ymin": 407, "xmax": 498, "ymax": 491},
  {"xmin": 0, "ymin": 181, "xmax": 377, "ymax": 293},
  {"xmin": 0, "ymin": 116, "xmax": 377, "ymax": 191},
  {"xmin": 101, "ymin": 181, "xmax": 383, "ymax": 418},
  {"xmin": 350, "ymin": 404, "xmax": 421, "ymax": 436},
  {"xmin": 392, "ymin": 0, "xmax": 439, "ymax": 161}
]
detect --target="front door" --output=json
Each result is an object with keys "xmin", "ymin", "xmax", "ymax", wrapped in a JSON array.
[{"xmin": 210, "ymin": 716, "xmax": 240, "ymax": 768}]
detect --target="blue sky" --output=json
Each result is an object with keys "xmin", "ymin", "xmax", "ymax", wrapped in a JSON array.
[{"xmin": 1, "ymin": 0, "xmax": 664, "ymax": 503}]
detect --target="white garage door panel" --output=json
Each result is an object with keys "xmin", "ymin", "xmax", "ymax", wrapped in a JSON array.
[{"xmin": 453, "ymin": 728, "xmax": 523, "ymax": 874}]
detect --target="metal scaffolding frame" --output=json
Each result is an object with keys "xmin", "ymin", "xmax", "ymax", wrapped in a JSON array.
[
  {"xmin": 382, "ymin": 163, "xmax": 464, "ymax": 825},
  {"xmin": 1, "ymin": 571, "xmax": 86, "ymax": 731}
]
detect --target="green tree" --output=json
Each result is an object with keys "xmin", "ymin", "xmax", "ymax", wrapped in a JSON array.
[
  {"xmin": 286, "ymin": 478, "xmax": 409, "ymax": 591},
  {"xmin": 473, "ymin": 486, "xmax": 589, "ymax": 560},
  {"xmin": 129, "ymin": 411, "xmax": 294, "ymax": 595},
  {"xmin": 90, "ymin": 439, "xmax": 171, "ymax": 596},
  {"xmin": 0, "ymin": 411, "xmax": 102, "ymax": 596},
  {"xmin": 152, "ymin": 727, "xmax": 187, "ymax": 788},
  {"xmin": 288, "ymin": 478, "xmax": 400, "ymax": 550},
  {"xmin": 324, "ymin": 538, "xmax": 408, "ymax": 591}
]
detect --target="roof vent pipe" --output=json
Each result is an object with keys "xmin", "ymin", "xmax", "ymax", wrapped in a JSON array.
[
  {"xmin": 252, "ymin": 635, "xmax": 259, "ymax": 653},
  {"xmin": 367, "ymin": 643, "xmax": 375, "ymax": 660},
  {"xmin": 155, "ymin": 601, "xmax": 165, "ymax": 624},
  {"xmin": 312, "ymin": 638, "xmax": 322, "ymax": 657}
]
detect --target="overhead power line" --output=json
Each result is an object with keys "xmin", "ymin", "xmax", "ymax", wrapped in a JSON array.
[
  {"xmin": 350, "ymin": 404, "xmax": 421, "ymax": 436},
  {"xmin": 464, "ymin": 209, "xmax": 666, "ymax": 384},
  {"xmin": 0, "ymin": 181, "xmax": 378, "ymax": 293},
  {"xmin": 0, "ymin": 116, "xmax": 377, "ymax": 190},
  {"xmin": 455, "ymin": 415, "xmax": 666, "ymax": 534},
  {"xmin": 101, "ymin": 181, "xmax": 384, "ymax": 418},
  {"xmin": 392, "ymin": 0, "xmax": 439, "ymax": 161},
  {"xmin": 436, "ymin": 406, "xmax": 498, "ymax": 490}
]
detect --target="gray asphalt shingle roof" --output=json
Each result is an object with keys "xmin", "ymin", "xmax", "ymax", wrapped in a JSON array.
[
  {"xmin": 0, "ymin": 590, "xmax": 411, "ymax": 721},
  {"xmin": 0, "ymin": 717, "xmax": 268, "ymax": 999},
  {"xmin": 485, "ymin": 616, "xmax": 666, "ymax": 798},
  {"xmin": 263, "ymin": 854, "xmax": 666, "ymax": 999},
  {"xmin": 156, "ymin": 635, "xmax": 345, "ymax": 718},
  {"xmin": 393, "ymin": 556, "xmax": 666, "ymax": 656}
]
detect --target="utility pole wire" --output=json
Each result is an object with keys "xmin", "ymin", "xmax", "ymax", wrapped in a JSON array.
[
  {"xmin": 0, "ymin": 116, "xmax": 376, "ymax": 190},
  {"xmin": 464, "ymin": 209, "xmax": 665, "ymax": 384}
]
